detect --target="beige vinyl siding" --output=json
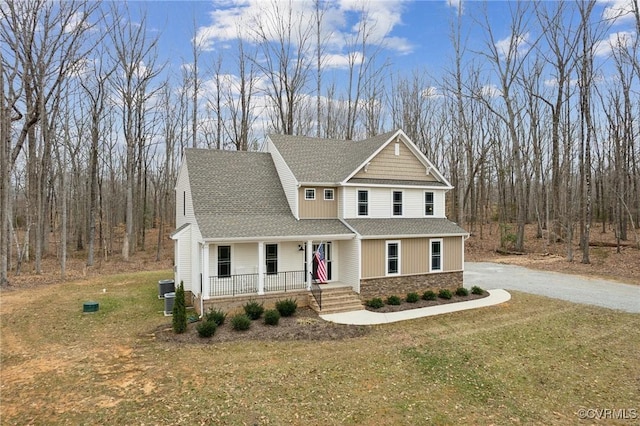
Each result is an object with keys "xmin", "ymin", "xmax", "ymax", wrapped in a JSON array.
[
  {"xmin": 361, "ymin": 236, "xmax": 463, "ymax": 278},
  {"xmin": 443, "ymin": 236, "xmax": 463, "ymax": 271},
  {"xmin": 361, "ymin": 239, "xmax": 386, "ymax": 279},
  {"xmin": 401, "ymin": 238, "xmax": 428, "ymax": 274},
  {"xmin": 352, "ymin": 139, "xmax": 438, "ymax": 182},
  {"xmin": 298, "ymin": 187, "xmax": 338, "ymax": 218}
]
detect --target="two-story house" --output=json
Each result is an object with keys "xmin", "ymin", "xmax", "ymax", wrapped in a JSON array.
[{"xmin": 172, "ymin": 129, "xmax": 468, "ymax": 314}]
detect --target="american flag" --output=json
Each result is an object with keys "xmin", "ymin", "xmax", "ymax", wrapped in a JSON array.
[{"xmin": 315, "ymin": 243, "xmax": 327, "ymax": 283}]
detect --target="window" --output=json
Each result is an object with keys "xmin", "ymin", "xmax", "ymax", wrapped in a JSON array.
[
  {"xmin": 265, "ymin": 244, "xmax": 278, "ymax": 275},
  {"xmin": 386, "ymin": 241, "xmax": 400, "ymax": 275},
  {"xmin": 358, "ymin": 190, "xmax": 368, "ymax": 216},
  {"xmin": 217, "ymin": 246, "xmax": 231, "ymax": 277},
  {"xmin": 425, "ymin": 192, "xmax": 434, "ymax": 216},
  {"xmin": 393, "ymin": 191, "xmax": 403, "ymax": 216},
  {"xmin": 430, "ymin": 239, "xmax": 442, "ymax": 272},
  {"xmin": 324, "ymin": 188, "xmax": 334, "ymax": 201},
  {"xmin": 305, "ymin": 188, "xmax": 315, "ymax": 200},
  {"xmin": 183, "ymin": 191, "xmax": 186, "ymax": 216}
]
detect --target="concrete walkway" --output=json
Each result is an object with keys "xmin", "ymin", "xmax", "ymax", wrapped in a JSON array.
[{"xmin": 320, "ymin": 289, "xmax": 511, "ymax": 325}]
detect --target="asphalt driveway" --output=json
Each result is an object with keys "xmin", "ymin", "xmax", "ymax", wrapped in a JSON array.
[{"xmin": 464, "ymin": 262, "xmax": 640, "ymax": 314}]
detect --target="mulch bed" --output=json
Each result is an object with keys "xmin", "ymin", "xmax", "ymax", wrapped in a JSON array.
[
  {"xmin": 366, "ymin": 291, "xmax": 489, "ymax": 313},
  {"xmin": 153, "ymin": 292, "xmax": 491, "ymax": 344},
  {"xmin": 153, "ymin": 307, "xmax": 370, "ymax": 344}
]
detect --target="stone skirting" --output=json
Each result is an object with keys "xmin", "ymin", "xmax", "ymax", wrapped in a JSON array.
[{"xmin": 359, "ymin": 272, "xmax": 463, "ymax": 300}]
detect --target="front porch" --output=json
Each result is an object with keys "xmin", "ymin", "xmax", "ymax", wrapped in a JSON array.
[{"xmin": 194, "ymin": 278, "xmax": 363, "ymax": 315}]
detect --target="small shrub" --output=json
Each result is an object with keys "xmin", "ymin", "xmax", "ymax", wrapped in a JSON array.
[
  {"xmin": 264, "ymin": 309, "xmax": 281, "ymax": 326},
  {"xmin": 422, "ymin": 290, "xmax": 437, "ymax": 301},
  {"xmin": 275, "ymin": 298, "xmax": 298, "ymax": 317},
  {"xmin": 196, "ymin": 320, "xmax": 217, "ymax": 338},
  {"xmin": 455, "ymin": 287, "xmax": 469, "ymax": 297},
  {"xmin": 204, "ymin": 308, "xmax": 226, "ymax": 326},
  {"xmin": 406, "ymin": 292, "xmax": 420, "ymax": 303},
  {"xmin": 243, "ymin": 300, "xmax": 264, "ymax": 320},
  {"xmin": 365, "ymin": 298, "xmax": 384, "ymax": 309},
  {"xmin": 386, "ymin": 295, "xmax": 402, "ymax": 305},
  {"xmin": 172, "ymin": 281, "xmax": 187, "ymax": 334},
  {"xmin": 438, "ymin": 289, "xmax": 453, "ymax": 300},
  {"xmin": 231, "ymin": 313, "xmax": 251, "ymax": 331},
  {"xmin": 471, "ymin": 285, "xmax": 484, "ymax": 295}
]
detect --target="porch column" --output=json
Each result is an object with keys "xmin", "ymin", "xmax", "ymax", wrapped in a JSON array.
[
  {"xmin": 305, "ymin": 239, "xmax": 313, "ymax": 290},
  {"xmin": 202, "ymin": 243, "xmax": 210, "ymax": 300},
  {"xmin": 257, "ymin": 241, "xmax": 265, "ymax": 295}
]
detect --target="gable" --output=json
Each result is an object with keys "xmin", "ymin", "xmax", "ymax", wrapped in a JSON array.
[{"xmin": 351, "ymin": 137, "xmax": 438, "ymax": 182}]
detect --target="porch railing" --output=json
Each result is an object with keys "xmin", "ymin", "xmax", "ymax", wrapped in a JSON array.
[
  {"xmin": 209, "ymin": 270, "xmax": 306, "ymax": 297},
  {"xmin": 210, "ymin": 274, "xmax": 258, "ymax": 297},
  {"xmin": 264, "ymin": 270, "xmax": 306, "ymax": 293}
]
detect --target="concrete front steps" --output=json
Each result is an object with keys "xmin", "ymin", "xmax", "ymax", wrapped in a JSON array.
[{"xmin": 309, "ymin": 286, "xmax": 364, "ymax": 314}]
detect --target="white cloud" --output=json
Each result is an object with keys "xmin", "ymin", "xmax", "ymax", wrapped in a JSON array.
[
  {"xmin": 480, "ymin": 84, "xmax": 502, "ymax": 98},
  {"xmin": 594, "ymin": 30, "xmax": 636, "ymax": 57},
  {"xmin": 495, "ymin": 32, "xmax": 531, "ymax": 59},
  {"xmin": 323, "ymin": 52, "xmax": 364, "ymax": 69},
  {"xmin": 421, "ymin": 86, "xmax": 443, "ymax": 99},
  {"xmin": 599, "ymin": 0, "xmax": 637, "ymax": 25},
  {"xmin": 194, "ymin": 0, "xmax": 412, "ymax": 55},
  {"xmin": 446, "ymin": 0, "xmax": 463, "ymax": 14}
]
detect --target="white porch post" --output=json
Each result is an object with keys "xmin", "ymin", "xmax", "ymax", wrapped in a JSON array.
[
  {"xmin": 202, "ymin": 243, "xmax": 210, "ymax": 300},
  {"xmin": 305, "ymin": 240, "xmax": 313, "ymax": 290},
  {"xmin": 257, "ymin": 241, "xmax": 265, "ymax": 295}
]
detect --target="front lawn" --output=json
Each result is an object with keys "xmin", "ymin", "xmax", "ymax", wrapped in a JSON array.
[{"xmin": 1, "ymin": 270, "xmax": 638, "ymax": 425}]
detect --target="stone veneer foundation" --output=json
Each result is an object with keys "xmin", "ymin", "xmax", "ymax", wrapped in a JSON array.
[{"xmin": 359, "ymin": 272, "xmax": 463, "ymax": 300}]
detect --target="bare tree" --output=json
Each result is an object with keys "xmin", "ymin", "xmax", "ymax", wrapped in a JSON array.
[
  {"xmin": 251, "ymin": 0, "xmax": 313, "ymax": 135},
  {"xmin": 108, "ymin": 3, "xmax": 162, "ymax": 260},
  {"xmin": 0, "ymin": 0, "xmax": 100, "ymax": 277}
]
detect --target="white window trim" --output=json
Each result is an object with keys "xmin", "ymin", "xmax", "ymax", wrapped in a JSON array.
[
  {"xmin": 392, "ymin": 190, "xmax": 403, "ymax": 216},
  {"xmin": 429, "ymin": 238, "xmax": 443, "ymax": 273},
  {"xmin": 265, "ymin": 243, "xmax": 278, "ymax": 275},
  {"xmin": 385, "ymin": 240, "xmax": 401, "ymax": 276},
  {"xmin": 304, "ymin": 188, "xmax": 316, "ymax": 200},
  {"xmin": 357, "ymin": 189, "xmax": 369, "ymax": 216},
  {"xmin": 424, "ymin": 191, "xmax": 435, "ymax": 216},
  {"xmin": 324, "ymin": 188, "xmax": 334, "ymax": 201}
]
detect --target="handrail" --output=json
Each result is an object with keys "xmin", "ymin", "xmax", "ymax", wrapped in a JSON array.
[
  {"xmin": 210, "ymin": 274, "xmax": 258, "ymax": 297},
  {"xmin": 310, "ymin": 273, "xmax": 322, "ymax": 311}
]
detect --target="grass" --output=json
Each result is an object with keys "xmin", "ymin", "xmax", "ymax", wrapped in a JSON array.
[{"xmin": 1, "ymin": 270, "xmax": 639, "ymax": 425}]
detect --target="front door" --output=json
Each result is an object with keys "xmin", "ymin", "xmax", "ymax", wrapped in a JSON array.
[{"xmin": 305, "ymin": 242, "xmax": 332, "ymax": 281}]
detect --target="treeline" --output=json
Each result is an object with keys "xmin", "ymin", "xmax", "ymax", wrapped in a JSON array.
[{"xmin": 1, "ymin": 0, "xmax": 639, "ymax": 285}]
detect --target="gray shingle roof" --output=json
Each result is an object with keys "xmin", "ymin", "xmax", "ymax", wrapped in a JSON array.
[
  {"xmin": 347, "ymin": 178, "xmax": 448, "ymax": 187},
  {"xmin": 184, "ymin": 148, "xmax": 354, "ymax": 240},
  {"xmin": 345, "ymin": 218, "xmax": 468, "ymax": 237},
  {"xmin": 268, "ymin": 130, "xmax": 398, "ymax": 183}
]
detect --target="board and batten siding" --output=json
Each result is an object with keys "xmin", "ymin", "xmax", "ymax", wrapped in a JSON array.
[
  {"xmin": 267, "ymin": 140, "xmax": 299, "ymax": 218},
  {"xmin": 361, "ymin": 236, "xmax": 463, "ymax": 279},
  {"xmin": 298, "ymin": 187, "xmax": 339, "ymax": 218},
  {"xmin": 339, "ymin": 237, "xmax": 361, "ymax": 291},
  {"xmin": 352, "ymin": 139, "xmax": 438, "ymax": 182},
  {"xmin": 343, "ymin": 187, "xmax": 446, "ymax": 218}
]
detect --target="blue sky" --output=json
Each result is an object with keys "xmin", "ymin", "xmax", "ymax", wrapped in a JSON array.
[
  {"xmin": 137, "ymin": 0, "xmax": 637, "ymax": 76},
  {"xmin": 122, "ymin": 0, "xmax": 638, "ymax": 140}
]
